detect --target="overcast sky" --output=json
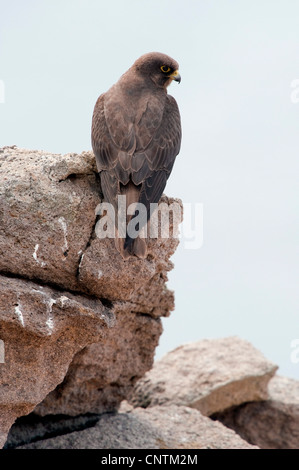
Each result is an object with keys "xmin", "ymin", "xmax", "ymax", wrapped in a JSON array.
[{"xmin": 0, "ymin": 0, "xmax": 298, "ymax": 379}]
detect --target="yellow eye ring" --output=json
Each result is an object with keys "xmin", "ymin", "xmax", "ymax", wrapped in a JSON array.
[{"xmin": 160, "ymin": 65, "xmax": 171, "ymax": 74}]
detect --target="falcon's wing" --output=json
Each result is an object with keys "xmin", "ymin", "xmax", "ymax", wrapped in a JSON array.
[
  {"xmin": 91, "ymin": 94, "xmax": 120, "ymax": 211},
  {"xmin": 92, "ymin": 92, "xmax": 181, "ymax": 221},
  {"xmin": 91, "ymin": 93, "xmax": 118, "ymax": 172},
  {"xmin": 132, "ymin": 94, "xmax": 181, "ymax": 218}
]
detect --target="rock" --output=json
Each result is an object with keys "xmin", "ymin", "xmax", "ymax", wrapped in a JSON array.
[
  {"xmin": 213, "ymin": 375, "xmax": 299, "ymax": 449},
  {"xmin": 0, "ymin": 275, "xmax": 111, "ymax": 448},
  {"xmin": 78, "ymin": 195, "xmax": 182, "ymax": 306},
  {"xmin": 0, "ymin": 147, "xmax": 99, "ymax": 293},
  {"xmin": 0, "ymin": 146, "xmax": 181, "ymax": 447},
  {"xmin": 129, "ymin": 337, "xmax": 278, "ymax": 415},
  {"xmin": 34, "ymin": 307, "xmax": 162, "ymax": 416},
  {"xmin": 0, "ymin": 146, "xmax": 182, "ymax": 305},
  {"xmin": 130, "ymin": 405, "xmax": 257, "ymax": 449},
  {"xmin": 5, "ymin": 413, "xmax": 101, "ymax": 449},
  {"xmin": 5, "ymin": 145, "xmax": 296, "ymax": 450},
  {"xmin": 16, "ymin": 404, "xmax": 256, "ymax": 449}
]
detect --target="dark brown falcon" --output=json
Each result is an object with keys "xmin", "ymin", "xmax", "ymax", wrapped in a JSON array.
[{"xmin": 91, "ymin": 52, "xmax": 181, "ymax": 258}]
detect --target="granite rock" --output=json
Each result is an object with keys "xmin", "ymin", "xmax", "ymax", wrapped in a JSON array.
[
  {"xmin": 130, "ymin": 337, "xmax": 278, "ymax": 415},
  {"xmin": 213, "ymin": 375, "xmax": 299, "ymax": 449},
  {"xmin": 16, "ymin": 404, "xmax": 256, "ymax": 449},
  {"xmin": 0, "ymin": 146, "xmax": 181, "ymax": 447}
]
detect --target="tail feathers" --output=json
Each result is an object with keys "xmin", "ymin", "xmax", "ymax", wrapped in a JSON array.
[
  {"xmin": 124, "ymin": 234, "xmax": 147, "ymax": 258},
  {"xmin": 123, "ymin": 234, "xmax": 134, "ymax": 253},
  {"xmin": 114, "ymin": 230, "xmax": 147, "ymax": 260},
  {"xmin": 113, "ymin": 181, "xmax": 147, "ymax": 259}
]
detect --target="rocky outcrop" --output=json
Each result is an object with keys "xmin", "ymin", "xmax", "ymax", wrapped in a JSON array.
[
  {"xmin": 1, "ymin": 146, "xmax": 298, "ymax": 450},
  {"xmin": 0, "ymin": 146, "xmax": 180, "ymax": 303},
  {"xmin": 5, "ymin": 337, "xmax": 298, "ymax": 449},
  {"xmin": 129, "ymin": 337, "xmax": 278, "ymax": 415},
  {"xmin": 34, "ymin": 307, "xmax": 162, "ymax": 417},
  {"xmin": 0, "ymin": 275, "xmax": 111, "ymax": 447},
  {"xmin": 213, "ymin": 375, "xmax": 299, "ymax": 449},
  {"xmin": 13, "ymin": 405, "xmax": 256, "ymax": 449},
  {"xmin": 0, "ymin": 146, "xmax": 181, "ymax": 447}
]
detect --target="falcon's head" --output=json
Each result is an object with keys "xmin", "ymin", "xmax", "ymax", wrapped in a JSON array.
[{"xmin": 133, "ymin": 52, "xmax": 181, "ymax": 89}]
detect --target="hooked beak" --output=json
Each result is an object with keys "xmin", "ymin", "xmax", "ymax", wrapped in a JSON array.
[{"xmin": 169, "ymin": 69, "xmax": 181, "ymax": 83}]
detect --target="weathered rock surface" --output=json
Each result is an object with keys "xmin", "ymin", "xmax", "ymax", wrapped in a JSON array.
[
  {"xmin": 0, "ymin": 146, "xmax": 181, "ymax": 304},
  {"xmin": 2, "ymin": 146, "xmax": 297, "ymax": 450},
  {"xmin": 15, "ymin": 404, "xmax": 256, "ymax": 449},
  {"xmin": 4, "ymin": 336, "xmax": 298, "ymax": 449},
  {"xmin": 213, "ymin": 375, "xmax": 299, "ymax": 449},
  {"xmin": 4, "ymin": 412, "xmax": 101, "ymax": 449},
  {"xmin": 0, "ymin": 147, "xmax": 100, "ymax": 292},
  {"xmin": 129, "ymin": 337, "xmax": 278, "ymax": 415},
  {"xmin": 0, "ymin": 274, "xmax": 112, "ymax": 447},
  {"xmin": 34, "ymin": 307, "xmax": 162, "ymax": 417},
  {"xmin": 0, "ymin": 146, "xmax": 181, "ymax": 447}
]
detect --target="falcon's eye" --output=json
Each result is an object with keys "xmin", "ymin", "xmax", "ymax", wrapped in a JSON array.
[{"xmin": 160, "ymin": 65, "xmax": 171, "ymax": 74}]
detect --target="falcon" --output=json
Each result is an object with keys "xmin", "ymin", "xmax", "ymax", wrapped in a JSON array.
[{"xmin": 91, "ymin": 52, "xmax": 181, "ymax": 258}]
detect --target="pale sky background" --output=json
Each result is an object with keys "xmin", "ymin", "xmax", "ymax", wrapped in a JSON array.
[{"xmin": 0, "ymin": 0, "xmax": 298, "ymax": 379}]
